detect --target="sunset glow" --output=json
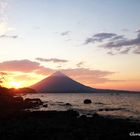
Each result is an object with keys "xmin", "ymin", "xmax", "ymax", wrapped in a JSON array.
[
  {"xmin": 0, "ymin": 0, "xmax": 140, "ymax": 91},
  {"xmin": 9, "ymin": 81, "xmax": 23, "ymax": 89}
]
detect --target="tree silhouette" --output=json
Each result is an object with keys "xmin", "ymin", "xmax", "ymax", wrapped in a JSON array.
[{"xmin": 0, "ymin": 72, "xmax": 7, "ymax": 87}]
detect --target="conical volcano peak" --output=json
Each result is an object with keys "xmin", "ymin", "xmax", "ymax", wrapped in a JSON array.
[
  {"xmin": 31, "ymin": 71, "xmax": 137, "ymax": 93},
  {"xmin": 30, "ymin": 70, "xmax": 95, "ymax": 93},
  {"xmin": 51, "ymin": 71, "xmax": 67, "ymax": 77}
]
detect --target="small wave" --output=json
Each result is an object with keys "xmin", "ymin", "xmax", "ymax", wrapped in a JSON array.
[
  {"xmin": 94, "ymin": 102, "xmax": 105, "ymax": 105},
  {"xmin": 97, "ymin": 107, "xmax": 126, "ymax": 112}
]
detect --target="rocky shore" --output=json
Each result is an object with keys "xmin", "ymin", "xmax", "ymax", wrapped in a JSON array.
[
  {"xmin": 0, "ymin": 88, "xmax": 139, "ymax": 139},
  {"xmin": 0, "ymin": 109, "xmax": 139, "ymax": 140}
]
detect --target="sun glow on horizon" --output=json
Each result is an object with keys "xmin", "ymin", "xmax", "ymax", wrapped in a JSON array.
[{"xmin": 9, "ymin": 81, "xmax": 23, "ymax": 89}]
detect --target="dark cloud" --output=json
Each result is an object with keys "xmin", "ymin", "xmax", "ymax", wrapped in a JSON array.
[
  {"xmin": 0, "ymin": 34, "xmax": 18, "ymax": 39},
  {"xmin": 57, "ymin": 65, "xmax": 62, "ymax": 68},
  {"xmin": 133, "ymin": 46, "xmax": 140, "ymax": 54},
  {"xmin": 119, "ymin": 47, "xmax": 132, "ymax": 54},
  {"xmin": 93, "ymin": 33, "xmax": 117, "ymax": 40},
  {"xmin": 107, "ymin": 51, "xmax": 115, "ymax": 55},
  {"xmin": 36, "ymin": 58, "xmax": 68, "ymax": 63},
  {"xmin": 84, "ymin": 33, "xmax": 117, "ymax": 44},
  {"xmin": 100, "ymin": 32, "xmax": 140, "ymax": 53},
  {"xmin": 85, "ymin": 31, "xmax": 140, "ymax": 55},
  {"xmin": 61, "ymin": 31, "xmax": 70, "ymax": 36},
  {"xmin": 110, "ymin": 35, "xmax": 125, "ymax": 41},
  {"xmin": 76, "ymin": 61, "xmax": 84, "ymax": 67},
  {"xmin": 136, "ymin": 29, "xmax": 140, "ymax": 33},
  {"xmin": 102, "ymin": 33, "xmax": 140, "ymax": 48}
]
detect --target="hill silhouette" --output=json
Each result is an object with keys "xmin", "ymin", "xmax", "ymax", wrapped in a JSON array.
[
  {"xmin": 30, "ymin": 71, "xmax": 96, "ymax": 93},
  {"xmin": 30, "ymin": 71, "xmax": 140, "ymax": 93}
]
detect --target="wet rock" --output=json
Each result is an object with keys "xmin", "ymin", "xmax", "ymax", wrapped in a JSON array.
[
  {"xmin": 43, "ymin": 104, "xmax": 48, "ymax": 107},
  {"xmin": 92, "ymin": 113, "xmax": 99, "ymax": 117},
  {"xmin": 83, "ymin": 99, "xmax": 92, "ymax": 104},
  {"xmin": 14, "ymin": 96, "xmax": 24, "ymax": 103},
  {"xmin": 80, "ymin": 115, "xmax": 87, "ymax": 119},
  {"xmin": 24, "ymin": 98, "xmax": 42, "ymax": 104},
  {"xmin": 24, "ymin": 98, "xmax": 43, "ymax": 108},
  {"xmin": 67, "ymin": 109, "xmax": 79, "ymax": 117},
  {"xmin": 98, "ymin": 109, "xmax": 103, "ymax": 111},
  {"xmin": 65, "ymin": 103, "xmax": 72, "ymax": 106}
]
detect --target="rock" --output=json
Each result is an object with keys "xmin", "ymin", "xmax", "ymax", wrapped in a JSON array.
[
  {"xmin": 98, "ymin": 109, "xmax": 103, "ymax": 111},
  {"xmin": 83, "ymin": 99, "xmax": 92, "ymax": 104},
  {"xmin": 65, "ymin": 103, "xmax": 72, "ymax": 106},
  {"xmin": 67, "ymin": 110, "xmax": 79, "ymax": 117},
  {"xmin": 14, "ymin": 96, "xmax": 24, "ymax": 103},
  {"xmin": 80, "ymin": 115, "xmax": 87, "ymax": 119},
  {"xmin": 24, "ymin": 98, "xmax": 42, "ymax": 104},
  {"xmin": 24, "ymin": 98, "xmax": 43, "ymax": 108},
  {"xmin": 92, "ymin": 113, "xmax": 99, "ymax": 117},
  {"xmin": 43, "ymin": 104, "xmax": 48, "ymax": 107}
]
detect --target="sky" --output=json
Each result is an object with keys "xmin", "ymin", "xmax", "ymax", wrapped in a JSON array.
[{"xmin": 0, "ymin": 0, "xmax": 140, "ymax": 91}]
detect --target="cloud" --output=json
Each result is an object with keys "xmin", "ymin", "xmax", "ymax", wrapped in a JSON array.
[
  {"xmin": 0, "ymin": 59, "xmax": 117, "ymax": 85},
  {"xmin": 36, "ymin": 58, "xmax": 68, "ymax": 63},
  {"xmin": 133, "ymin": 46, "xmax": 140, "ymax": 54},
  {"xmin": 84, "ymin": 33, "xmax": 117, "ymax": 44},
  {"xmin": 0, "ymin": 59, "xmax": 42, "ymax": 72},
  {"xmin": 85, "ymin": 31, "xmax": 140, "ymax": 55},
  {"xmin": 101, "ymin": 33, "xmax": 140, "ymax": 48},
  {"xmin": 61, "ymin": 68, "xmax": 115, "ymax": 84},
  {"xmin": 61, "ymin": 31, "xmax": 70, "ymax": 36},
  {"xmin": 76, "ymin": 61, "xmax": 84, "ymax": 67},
  {"xmin": 0, "ymin": 59, "xmax": 55, "ymax": 75},
  {"xmin": 0, "ymin": 34, "xmax": 18, "ymax": 39}
]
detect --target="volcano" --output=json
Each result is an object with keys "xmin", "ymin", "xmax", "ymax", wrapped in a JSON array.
[
  {"xmin": 30, "ymin": 71, "xmax": 139, "ymax": 93},
  {"xmin": 30, "ymin": 71, "xmax": 96, "ymax": 93}
]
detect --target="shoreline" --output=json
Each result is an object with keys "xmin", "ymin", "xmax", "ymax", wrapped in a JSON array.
[{"xmin": 0, "ymin": 110, "xmax": 139, "ymax": 139}]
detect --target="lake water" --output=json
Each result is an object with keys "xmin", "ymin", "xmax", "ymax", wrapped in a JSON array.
[{"xmin": 23, "ymin": 93, "xmax": 140, "ymax": 121}]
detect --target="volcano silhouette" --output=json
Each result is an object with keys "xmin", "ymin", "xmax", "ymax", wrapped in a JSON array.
[
  {"xmin": 30, "ymin": 71, "xmax": 96, "ymax": 93},
  {"xmin": 30, "ymin": 71, "xmax": 139, "ymax": 93}
]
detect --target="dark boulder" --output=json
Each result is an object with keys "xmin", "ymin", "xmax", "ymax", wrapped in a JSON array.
[
  {"xmin": 24, "ymin": 98, "xmax": 43, "ymax": 108},
  {"xmin": 43, "ymin": 104, "xmax": 48, "ymax": 107},
  {"xmin": 83, "ymin": 99, "xmax": 92, "ymax": 104},
  {"xmin": 14, "ymin": 96, "xmax": 24, "ymax": 103},
  {"xmin": 24, "ymin": 98, "xmax": 42, "ymax": 104},
  {"xmin": 67, "ymin": 110, "xmax": 79, "ymax": 117},
  {"xmin": 65, "ymin": 103, "xmax": 72, "ymax": 106}
]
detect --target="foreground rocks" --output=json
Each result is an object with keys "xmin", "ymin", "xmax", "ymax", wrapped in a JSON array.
[
  {"xmin": 0, "ymin": 90, "xmax": 43, "ymax": 111},
  {"xmin": 0, "ymin": 110, "xmax": 139, "ymax": 140},
  {"xmin": 0, "ymin": 89, "xmax": 139, "ymax": 139}
]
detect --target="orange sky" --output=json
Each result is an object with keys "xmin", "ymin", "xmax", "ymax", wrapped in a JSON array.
[
  {"xmin": 0, "ymin": 0, "xmax": 140, "ymax": 91},
  {"xmin": 0, "ymin": 63, "xmax": 139, "ymax": 91}
]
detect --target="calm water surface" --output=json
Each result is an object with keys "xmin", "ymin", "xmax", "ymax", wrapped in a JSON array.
[{"xmin": 23, "ymin": 93, "xmax": 140, "ymax": 120}]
